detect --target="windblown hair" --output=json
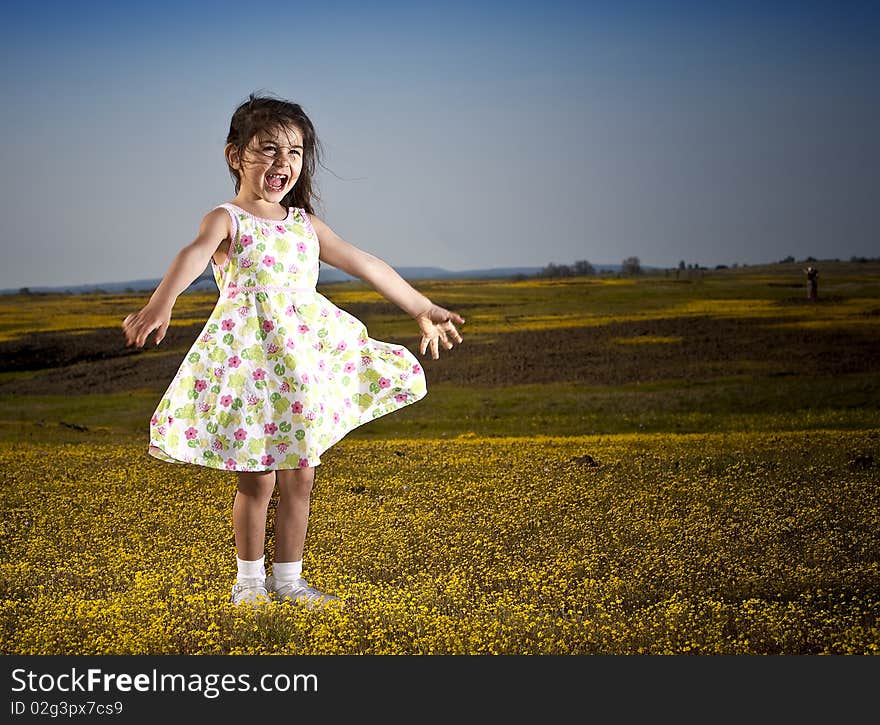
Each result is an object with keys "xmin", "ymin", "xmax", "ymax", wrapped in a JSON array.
[{"xmin": 226, "ymin": 92, "xmax": 323, "ymax": 214}]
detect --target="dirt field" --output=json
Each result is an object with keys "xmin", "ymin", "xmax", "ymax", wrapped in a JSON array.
[{"xmin": 2, "ymin": 297, "xmax": 879, "ymax": 394}]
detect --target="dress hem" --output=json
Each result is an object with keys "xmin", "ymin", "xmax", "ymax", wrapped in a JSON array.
[{"xmin": 147, "ymin": 386, "xmax": 426, "ymax": 474}]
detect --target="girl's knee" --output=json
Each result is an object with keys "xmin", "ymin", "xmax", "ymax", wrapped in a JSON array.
[
  {"xmin": 236, "ymin": 471, "xmax": 276, "ymax": 502},
  {"xmin": 277, "ymin": 466, "xmax": 315, "ymax": 497}
]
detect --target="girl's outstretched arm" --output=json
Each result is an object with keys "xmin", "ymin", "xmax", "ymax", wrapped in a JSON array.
[
  {"xmin": 310, "ymin": 214, "xmax": 465, "ymax": 359},
  {"xmin": 122, "ymin": 209, "xmax": 232, "ymax": 348}
]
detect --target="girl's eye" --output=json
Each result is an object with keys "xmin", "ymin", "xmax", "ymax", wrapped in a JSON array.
[{"xmin": 262, "ymin": 146, "xmax": 277, "ymax": 156}]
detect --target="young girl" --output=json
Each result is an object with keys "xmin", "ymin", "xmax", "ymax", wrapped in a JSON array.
[{"xmin": 122, "ymin": 93, "xmax": 465, "ymax": 607}]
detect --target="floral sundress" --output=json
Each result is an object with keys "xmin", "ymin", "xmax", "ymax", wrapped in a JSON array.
[{"xmin": 148, "ymin": 203, "xmax": 427, "ymax": 471}]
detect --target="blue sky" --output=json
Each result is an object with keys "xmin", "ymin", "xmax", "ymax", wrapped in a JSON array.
[{"xmin": 1, "ymin": 0, "xmax": 878, "ymax": 288}]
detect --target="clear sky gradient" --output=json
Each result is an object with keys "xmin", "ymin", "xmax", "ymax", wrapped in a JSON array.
[{"xmin": 1, "ymin": 0, "xmax": 878, "ymax": 288}]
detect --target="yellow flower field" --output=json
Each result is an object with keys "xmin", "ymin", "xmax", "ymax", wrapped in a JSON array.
[
  {"xmin": 1, "ymin": 267, "xmax": 878, "ymax": 654},
  {"xmin": 2, "ymin": 431, "xmax": 877, "ymax": 655}
]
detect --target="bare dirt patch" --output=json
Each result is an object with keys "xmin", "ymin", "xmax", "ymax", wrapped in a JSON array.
[{"xmin": 1, "ymin": 314, "xmax": 878, "ymax": 395}]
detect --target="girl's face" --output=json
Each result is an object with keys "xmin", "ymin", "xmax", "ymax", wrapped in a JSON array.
[{"xmin": 232, "ymin": 124, "xmax": 304, "ymax": 204}]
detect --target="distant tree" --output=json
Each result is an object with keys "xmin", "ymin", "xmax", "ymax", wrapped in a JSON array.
[
  {"xmin": 621, "ymin": 256, "xmax": 641, "ymax": 275},
  {"xmin": 572, "ymin": 259, "xmax": 595, "ymax": 276},
  {"xmin": 539, "ymin": 262, "xmax": 574, "ymax": 278},
  {"xmin": 18, "ymin": 287, "xmax": 31, "ymax": 295},
  {"xmin": 678, "ymin": 260, "xmax": 686, "ymax": 271},
  {"xmin": 779, "ymin": 255, "xmax": 795, "ymax": 264}
]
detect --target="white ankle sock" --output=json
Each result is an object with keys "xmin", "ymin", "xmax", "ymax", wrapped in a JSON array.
[
  {"xmin": 236, "ymin": 556, "xmax": 266, "ymax": 582},
  {"xmin": 272, "ymin": 560, "xmax": 303, "ymax": 583}
]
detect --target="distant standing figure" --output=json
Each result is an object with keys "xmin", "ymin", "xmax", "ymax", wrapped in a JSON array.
[{"xmin": 805, "ymin": 266, "xmax": 819, "ymax": 301}]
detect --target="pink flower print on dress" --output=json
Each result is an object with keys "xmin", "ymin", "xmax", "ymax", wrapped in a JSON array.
[
  {"xmin": 392, "ymin": 349, "xmax": 403, "ymax": 357},
  {"xmin": 318, "ymin": 359, "xmax": 326, "ymax": 371},
  {"xmin": 298, "ymin": 324, "xmax": 310, "ymax": 334},
  {"xmin": 226, "ymin": 282, "xmax": 238, "ymax": 298},
  {"xmin": 200, "ymin": 333, "xmax": 213, "ymax": 343},
  {"xmin": 267, "ymin": 343, "xmax": 279, "ymax": 355},
  {"xmin": 194, "ymin": 379, "xmax": 207, "ymax": 392},
  {"xmin": 277, "ymin": 443, "xmax": 289, "ymax": 454},
  {"xmin": 287, "ymin": 264, "xmax": 299, "ymax": 274},
  {"xmin": 220, "ymin": 395, "xmax": 233, "ymax": 407},
  {"xmin": 252, "ymin": 368, "xmax": 267, "ymax": 381},
  {"xmin": 332, "ymin": 412, "xmax": 340, "ymax": 424},
  {"xmin": 337, "ymin": 341, "xmax": 347, "ymax": 351},
  {"xmin": 412, "ymin": 364, "xmax": 422, "ymax": 375},
  {"xmin": 247, "ymin": 394, "xmax": 260, "ymax": 407},
  {"xmin": 238, "ymin": 305, "xmax": 252, "ymax": 318},
  {"xmin": 228, "ymin": 355, "xmax": 241, "ymax": 368},
  {"xmin": 234, "ymin": 428, "xmax": 247, "ymax": 441},
  {"xmin": 214, "ymin": 366, "xmax": 225, "ymax": 379},
  {"xmin": 297, "ymin": 241, "xmax": 307, "ymax": 254},
  {"xmin": 185, "ymin": 427, "xmax": 199, "ymax": 440},
  {"xmin": 335, "ymin": 309, "xmax": 342, "ymax": 318},
  {"xmin": 280, "ymin": 381, "xmax": 290, "ymax": 393},
  {"xmin": 362, "ymin": 355, "xmax": 372, "ymax": 366},
  {"xmin": 150, "ymin": 415, "xmax": 159, "ymax": 426},
  {"xmin": 212, "ymin": 439, "xmax": 223, "ymax": 451},
  {"xmin": 285, "ymin": 304, "xmax": 296, "ymax": 315},
  {"xmin": 395, "ymin": 393, "xmax": 409, "ymax": 403},
  {"xmin": 305, "ymin": 410, "xmax": 316, "ymax": 421},
  {"xmin": 262, "ymin": 320, "xmax": 274, "ymax": 333},
  {"xmin": 378, "ymin": 377, "xmax": 391, "ymax": 389},
  {"xmin": 198, "ymin": 402, "xmax": 211, "ymax": 413},
  {"xmin": 291, "ymin": 401, "xmax": 303, "ymax": 414},
  {"xmin": 240, "ymin": 234, "xmax": 253, "ymax": 247},
  {"xmin": 225, "ymin": 458, "xmax": 237, "ymax": 470},
  {"xmin": 262, "ymin": 255, "xmax": 275, "ymax": 267},
  {"xmin": 240, "ymin": 258, "xmax": 253, "ymax": 269},
  {"xmin": 168, "ymin": 416, "xmax": 174, "ymax": 424},
  {"xmin": 344, "ymin": 398, "xmax": 352, "ymax": 408},
  {"xmin": 344, "ymin": 362, "xmax": 356, "ymax": 373},
  {"xmin": 275, "ymin": 225, "xmax": 285, "ymax": 233},
  {"xmin": 221, "ymin": 319, "xmax": 235, "ymax": 331},
  {"xmin": 298, "ymin": 457, "xmax": 309, "ymax": 468},
  {"xmin": 157, "ymin": 425, "xmax": 167, "ymax": 436},
  {"xmin": 264, "ymin": 422, "xmax": 278, "ymax": 435},
  {"xmin": 261, "ymin": 454, "xmax": 275, "ymax": 466},
  {"xmin": 286, "ymin": 339, "xmax": 296, "ymax": 350},
  {"xmin": 301, "ymin": 373, "xmax": 310, "ymax": 384}
]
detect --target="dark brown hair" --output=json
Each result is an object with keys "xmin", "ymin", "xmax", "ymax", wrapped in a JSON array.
[{"xmin": 225, "ymin": 92, "xmax": 323, "ymax": 214}]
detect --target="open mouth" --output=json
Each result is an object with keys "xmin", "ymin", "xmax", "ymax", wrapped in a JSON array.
[{"xmin": 265, "ymin": 173, "xmax": 288, "ymax": 192}]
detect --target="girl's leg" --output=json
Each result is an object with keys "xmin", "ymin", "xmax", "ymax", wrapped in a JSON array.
[
  {"xmin": 230, "ymin": 471, "xmax": 276, "ymax": 604},
  {"xmin": 233, "ymin": 471, "xmax": 276, "ymax": 561},
  {"xmin": 269, "ymin": 466, "xmax": 338, "ymax": 606},
  {"xmin": 273, "ymin": 466, "xmax": 315, "ymax": 563}
]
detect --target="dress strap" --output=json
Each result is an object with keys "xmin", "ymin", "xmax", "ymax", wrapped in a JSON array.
[{"xmin": 214, "ymin": 204, "xmax": 240, "ymax": 244}]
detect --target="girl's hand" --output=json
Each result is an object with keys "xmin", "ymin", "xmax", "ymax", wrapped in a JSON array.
[
  {"xmin": 415, "ymin": 304, "xmax": 465, "ymax": 360},
  {"xmin": 122, "ymin": 303, "xmax": 173, "ymax": 348}
]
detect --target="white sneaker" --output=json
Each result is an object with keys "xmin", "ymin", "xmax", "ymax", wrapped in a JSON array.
[
  {"xmin": 266, "ymin": 575, "xmax": 340, "ymax": 609},
  {"xmin": 230, "ymin": 577, "xmax": 269, "ymax": 605}
]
